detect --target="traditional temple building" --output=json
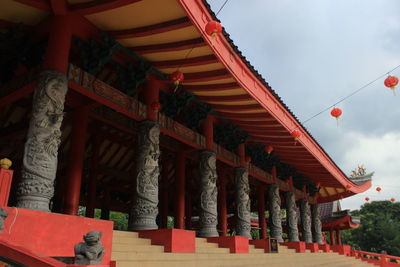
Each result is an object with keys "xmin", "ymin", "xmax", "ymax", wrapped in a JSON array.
[{"xmin": 0, "ymin": 0, "xmax": 375, "ymax": 266}]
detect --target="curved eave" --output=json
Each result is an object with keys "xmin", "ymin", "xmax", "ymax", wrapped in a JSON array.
[
  {"xmin": 177, "ymin": 0, "xmax": 369, "ymax": 197},
  {"xmin": 322, "ymin": 215, "xmax": 360, "ymax": 231}
]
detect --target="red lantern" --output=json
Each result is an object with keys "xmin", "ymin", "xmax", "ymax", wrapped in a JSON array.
[
  {"xmin": 376, "ymin": 187, "xmax": 382, "ymax": 192},
  {"xmin": 384, "ymin": 75, "xmax": 399, "ymax": 95},
  {"xmin": 291, "ymin": 130, "xmax": 301, "ymax": 145},
  {"xmin": 390, "ymin": 198, "xmax": 396, "ymax": 202},
  {"xmin": 265, "ymin": 145, "xmax": 274, "ymax": 154},
  {"xmin": 245, "ymin": 156, "xmax": 251, "ymax": 163},
  {"xmin": 331, "ymin": 108, "xmax": 342, "ymax": 119},
  {"xmin": 205, "ymin": 20, "xmax": 222, "ymax": 37},
  {"xmin": 365, "ymin": 197, "xmax": 370, "ymax": 201},
  {"xmin": 169, "ymin": 71, "xmax": 184, "ymax": 86}
]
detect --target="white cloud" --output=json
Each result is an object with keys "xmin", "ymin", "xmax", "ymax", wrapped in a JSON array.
[{"xmin": 340, "ymin": 131, "xmax": 400, "ymax": 210}]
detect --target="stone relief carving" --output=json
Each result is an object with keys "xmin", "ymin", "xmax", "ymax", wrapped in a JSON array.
[
  {"xmin": 285, "ymin": 191, "xmax": 300, "ymax": 242},
  {"xmin": 0, "ymin": 208, "xmax": 8, "ymax": 232},
  {"xmin": 300, "ymin": 198, "xmax": 313, "ymax": 243},
  {"xmin": 16, "ymin": 71, "xmax": 68, "ymax": 212},
  {"xmin": 311, "ymin": 204, "xmax": 323, "ymax": 244},
  {"xmin": 129, "ymin": 121, "xmax": 160, "ymax": 230},
  {"xmin": 267, "ymin": 184, "xmax": 283, "ymax": 242},
  {"xmin": 74, "ymin": 231, "xmax": 104, "ymax": 265},
  {"xmin": 198, "ymin": 150, "xmax": 218, "ymax": 237},
  {"xmin": 234, "ymin": 167, "xmax": 251, "ymax": 238}
]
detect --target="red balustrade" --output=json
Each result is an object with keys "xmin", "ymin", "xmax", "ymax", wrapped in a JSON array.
[{"xmin": 353, "ymin": 250, "xmax": 400, "ymax": 267}]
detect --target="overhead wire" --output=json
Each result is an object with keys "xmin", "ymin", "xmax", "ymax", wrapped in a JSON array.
[{"xmin": 301, "ymin": 64, "xmax": 400, "ymax": 125}]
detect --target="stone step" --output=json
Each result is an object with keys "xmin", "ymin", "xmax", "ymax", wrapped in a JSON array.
[
  {"xmin": 112, "ymin": 243, "xmax": 164, "ymax": 253},
  {"xmin": 112, "ymin": 237, "xmax": 152, "ymax": 245},
  {"xmin": 112, "ymin": 251, "xmax": 357, "ymax": 262},
  {"xmin": 113, "ymin": 230, "xmax": 139, "ymax": 238},
  {"xmin": 112, "ymin": 255, "xmax": 367, "ymax": 267}
]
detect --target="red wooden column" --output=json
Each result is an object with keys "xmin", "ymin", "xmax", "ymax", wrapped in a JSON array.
[
  {"xmin": 145, "ymin": 76, "xmax": 161, "ymax": 121},
  {"xmin": 238, "ymin": 143, "xmax": 246, "ymax": 167},
  {"xmin": 336, "ymin": 229, "xmax": 342, "ymax": 245},
  {"xmin": 43, "ymin": 15, "xmax": 72, "ymax": 73},
  {"xmin": 0, "ymin": 159, "xmax": 13, "ymax": 206},
  {"xmin": 86, "ymin": 134, "xmax": 100, "ymax": 218},
  {"xmin": 63, "ymin": 107, "xmax": 90, "ymax": 215},
  {"xmin": 218, "ymin": 170, "xmax": 228, "ymax": 236},
  {"xmin": 330, "ymin": 230, "xmax": 336, "ymax": 245},
  {"xmin": 175, "ymin": 151, "xmax": 186, "ymax": 229},
  {"xmin": 257, "ymin": 186, "xmax": 267, "ymax": 239},
  {"xmin": 202, "ymin": 115, "xmax": 214, "ymax": 150}
]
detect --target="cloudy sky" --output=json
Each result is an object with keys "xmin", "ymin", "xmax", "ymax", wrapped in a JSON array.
[{"xmin": 207, "ymin": 0, "xmax": 400, "ymax": 210}]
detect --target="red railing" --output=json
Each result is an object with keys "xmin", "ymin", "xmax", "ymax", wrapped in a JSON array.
[{"xmin": 353, "ymin": 250, "xmax": 400, "ymax": 267}]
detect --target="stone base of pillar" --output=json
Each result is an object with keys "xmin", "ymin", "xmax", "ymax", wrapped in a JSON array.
[
  {"xmin": 198, "ymin": 226, "xmax": 219, "ymax": 238},
  {"xmin": 16, "ymin": 195, "xmax": 52, "ymax": 212}
]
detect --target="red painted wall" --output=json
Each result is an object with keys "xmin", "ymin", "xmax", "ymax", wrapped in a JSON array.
[{"xmin": 0, "ymin": 207, "xmax": 114, "ymax": 264}]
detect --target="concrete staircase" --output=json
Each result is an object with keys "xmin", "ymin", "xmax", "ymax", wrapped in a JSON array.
[{"xmin": 111, "ymin": 231, "xmax": 374, "ymax": 267}]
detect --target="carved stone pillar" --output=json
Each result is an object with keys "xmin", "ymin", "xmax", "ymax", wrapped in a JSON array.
[
  {"xmin": 198, "ymin": 150, "xmax": 218, "ymax": 237},
  {"xmin": 267, "ymin": 184, "xmax": 283, "ymax": 242},
  {"xmin": 129, "ymin": 121, "xmax": 160, "ymax": 230},
  {"xmin": 311, "ymin": 204, "xmax": 323, "ymax": 244},
  {"xmin": 285, "ymin": 191, "xmax": 299, "ymax": 242},
  {"xmin": 16, "ymin": 71, "xmax": 68, "ymax": 212},
  {"xmin": 234, "ymin": 167, "xmax": 251, "ymax": 238},
  {"xmin": 300, "ymin": 198, "xmax": 313, "ymax": 243}
]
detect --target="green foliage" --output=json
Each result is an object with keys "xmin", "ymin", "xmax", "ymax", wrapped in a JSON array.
[
  {"xmin": 159, "ymin": 89, "xmax": 195, "ymax": 118},
  {"xmin": 73, "ymin": 33, "xmax": 159, "ymax": 95},
  {"xmin": 74, "ymin": 33, "xmax": 119, "ymax": 76},
  {"xmin": 214, "ymin": 121, "xmax": 249, "ymax": 151},
  {"xmin": 78, "ymin": 206, "xmax": 128, "ymax": 230},
  {"xmin": 246, "ymin": 143, "xmax": 280, "ymax": 172},
  {"xmin": 342, "ymin": 201, "xmax": 400, "ymax": 256}
]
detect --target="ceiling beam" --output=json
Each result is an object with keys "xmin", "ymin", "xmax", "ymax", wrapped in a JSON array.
[
  {"xmin": 184, "ymin": 82, "xmax": 239, "ymax": 92},
  {"xmin": 110, "ymin": 17, "xmax": 192, "ymax": 39},
  {"xmin": 196, "ymin": 94, "xmax": 252, "ymax": 102},
  {"xmin": 153, "ymin": 54, "xmax": 218, "ymax": 69},
  {"xmin": 210, "ymin": 103, "xmax": 261, "ymax": 111},
  {"xmin": 131, "ymin": 38, "xmax": 206, "ymax": 54},
  {"xmin": 70, "ymin": 0, "xmax": 143, "ymax": 15},
  {"xmin": 14, "ymin": 0, "xmax": 50, "ymax": 11},
  {"xmin": 183, "ymin": 69, "xmax": 230, "ymax": 83},
  {"xmin": 50, "ymin": 0, "xmax": 67, "ymax": 15},
  {"xmin": 217, "ymin": 112, "xmax": 273, "ymax": 120}
]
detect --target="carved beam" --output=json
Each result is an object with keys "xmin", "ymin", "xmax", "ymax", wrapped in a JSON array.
[
  {"xmin": 70, "ymin": 0, "xmax": 143, "ymax": 15},
  {"xmin": 131, "ymin": 38, "xmax": 206, "ymax": 54},
  {"xmin": 153, "ymin": 55, "xmax": 218, "ymax": 69}
]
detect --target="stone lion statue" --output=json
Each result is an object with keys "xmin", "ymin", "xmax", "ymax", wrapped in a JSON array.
[{"xmin": 74, "ymin": 231, "xmax": 104, "ymax": 265}]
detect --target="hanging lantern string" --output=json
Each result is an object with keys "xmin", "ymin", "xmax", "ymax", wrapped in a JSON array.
[
  {"xmin": 216, "ymin": 0, "xmax": 230, "ymax": 16},
  {"xmin": 175, "ymin": 0, "xmax": 230, "ymax": 72},
  {"xmin": 301, "ymin": 63, "xmax": 400, "ymax": 125}
]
